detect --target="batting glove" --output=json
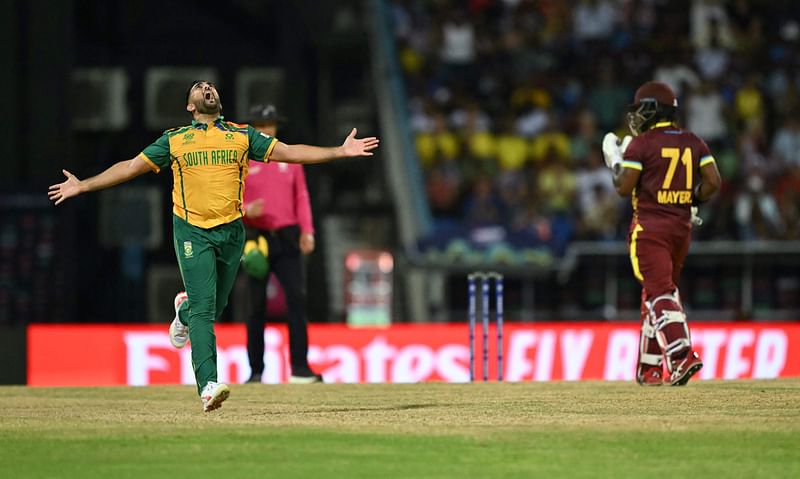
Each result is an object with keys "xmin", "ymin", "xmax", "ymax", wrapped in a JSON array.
[
  {"xmin": 620, "ymin": 135, "xmax": 633, "ymax": 154},
  {"xmin": 690, "ymin": 206, "xmax": 703, "ymax": 226},
  {"xmin": 602, "ymin": 132, "xmax": 622, "ymax": 170}
]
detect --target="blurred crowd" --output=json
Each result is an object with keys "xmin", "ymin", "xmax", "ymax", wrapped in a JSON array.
[{"xmin": 390, "ymin": 0, "xmax": 800, "ymax": 263}]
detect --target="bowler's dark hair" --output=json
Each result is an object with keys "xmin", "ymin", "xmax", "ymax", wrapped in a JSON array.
[{"xmin": 186, "ymin": 80, "xmax": 207, "ymax": 104}]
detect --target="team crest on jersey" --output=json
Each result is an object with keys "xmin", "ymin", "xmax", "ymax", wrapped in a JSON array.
[
  {"xmin": 183, "ymin": 133, "xmax": 195, "ymax": 144},
  {"xmin": 225, "ymin": 133, "xmax": 234, "ymax": 141},
  {"xmin": 183, "ymin": 241, "xmax": 193, "ymax": 258}
]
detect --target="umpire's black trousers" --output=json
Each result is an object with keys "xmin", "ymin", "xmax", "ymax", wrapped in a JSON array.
[{"xmin": 243, "ymin": 224, "xmax": 311, "ymax": 376}]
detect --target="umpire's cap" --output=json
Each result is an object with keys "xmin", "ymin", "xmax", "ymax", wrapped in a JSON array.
[{"xmin": 246, "ymin": 104, "xmax": 287, "ymax": 125}]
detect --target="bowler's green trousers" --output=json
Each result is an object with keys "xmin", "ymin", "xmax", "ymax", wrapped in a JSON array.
[{"xmin": 173, "ymin": 215, "xmax": 244, "ymax": 394}]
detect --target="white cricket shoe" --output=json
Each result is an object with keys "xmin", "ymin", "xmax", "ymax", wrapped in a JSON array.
[
  {"xmin": 289, "ymin": 373, "xmax": 324, "ymax": 384},
  {"xmin": 169, "ymin": 292, "xmax": 189, "ymax": 348},
  {"xmin": 201, "ymin": 381, "xmax": 230, "ymax": 412}
]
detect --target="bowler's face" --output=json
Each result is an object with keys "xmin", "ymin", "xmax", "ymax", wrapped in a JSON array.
[{"xmin": 188, "ymin": 81, "xmax": 222, "ymax": 114}]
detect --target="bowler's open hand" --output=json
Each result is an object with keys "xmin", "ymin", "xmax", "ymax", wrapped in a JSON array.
[
  {"xmin": 48, "ymin": 169, "xmax": 84, "ymax": 205},
  {"xmin": 342, "ymin": 128, "xmax": 380, "ymax": 157}
]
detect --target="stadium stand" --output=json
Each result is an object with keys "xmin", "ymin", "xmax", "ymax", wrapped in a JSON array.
[{"xmin": 390, "ymin": 0, "xmax": 800, "ymax": 266}]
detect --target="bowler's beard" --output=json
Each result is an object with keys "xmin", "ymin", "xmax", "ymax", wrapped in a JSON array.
[{"xmin": 194, "ymin": 97, "xmax": 222, "ymax": 115}]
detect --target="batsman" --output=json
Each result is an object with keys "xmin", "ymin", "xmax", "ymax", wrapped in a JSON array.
[{"xmin": 602, "ymin": 81, "xmax": 721, "ymax": 386}]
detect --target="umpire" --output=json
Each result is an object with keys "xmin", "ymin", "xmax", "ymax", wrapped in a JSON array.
[{"xmin": 241, "ymin": 104, "xmax": 322, "ymax": 384}]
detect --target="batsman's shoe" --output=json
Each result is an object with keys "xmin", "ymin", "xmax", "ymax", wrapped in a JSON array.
[
  {"xmin": 669, "ymin": 351, "xmax": 703, "ymax": 386},
  {"xmin": 636, "ymin": 365, "xmax": 664, "ymax": 386},
  {"xmin": 201, "ymin": 381, "xmax": 230, "ymax": 412},
  {"xmin": 169, "ymin": 291, "xmax": 189, "ymax": 348},
  {"xmin": 289, "ymin": 369, "xmax": 324, "ymax": 384}
]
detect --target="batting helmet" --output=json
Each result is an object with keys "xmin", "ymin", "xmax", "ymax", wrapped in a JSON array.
[{"xmin": 627, "ymin": 81, "xmax": 678, "ymax": 135}]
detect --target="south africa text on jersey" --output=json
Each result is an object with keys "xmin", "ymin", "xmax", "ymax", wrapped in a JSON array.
[
  {"xmin": 182, "ymin": 149, "xmax": 241, "ymax": 167},
  {"xmin": 657, "ymin": 190, "xmax": 692, "ymax": 205}
]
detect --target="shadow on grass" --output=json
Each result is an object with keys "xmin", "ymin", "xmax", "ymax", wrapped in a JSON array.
[{"xmin": 275, "ymin": 403, "xmax": 438, "ymax": 414}]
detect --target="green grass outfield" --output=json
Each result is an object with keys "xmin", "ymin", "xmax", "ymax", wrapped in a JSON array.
[{"xmin": 1, "ymin": 380, "xmax": 798, "ymax": 478}]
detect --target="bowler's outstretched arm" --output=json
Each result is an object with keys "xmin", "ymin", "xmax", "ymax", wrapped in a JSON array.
[
  {"xmin": 269, "ymin": 128, "xmax": 379, "ymax": 164},
  {"xmin": 48, "ymin": 155, "xmax": 152, "ymax": 205}
]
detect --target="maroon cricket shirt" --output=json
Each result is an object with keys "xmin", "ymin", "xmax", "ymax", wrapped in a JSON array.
[{"xmin": 623, "ymin": 122, "xmax": 715, "ymax": 231}]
